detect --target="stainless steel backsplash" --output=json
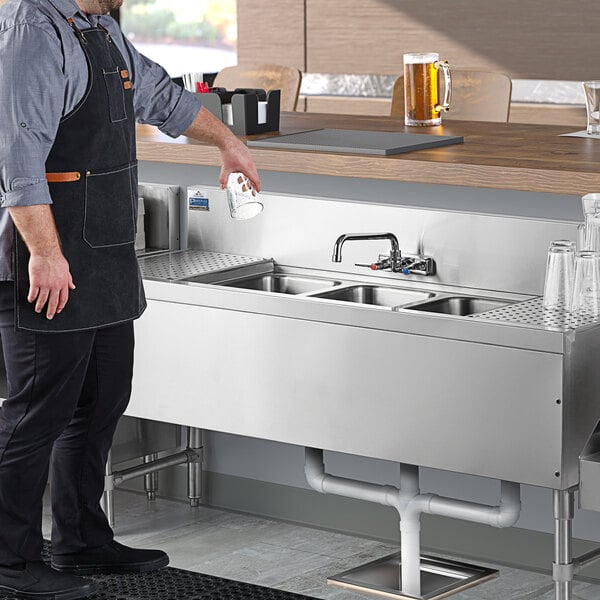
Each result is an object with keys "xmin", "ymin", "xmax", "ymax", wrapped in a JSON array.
[{"xmin": 188, "ymin": 187, "xmax": 578, "ymax": 297}]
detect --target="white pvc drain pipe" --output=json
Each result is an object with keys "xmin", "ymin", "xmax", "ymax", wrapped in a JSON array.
[{"xmin": 304, "ymin": 448, "xmax": 521, "ymax": 598}]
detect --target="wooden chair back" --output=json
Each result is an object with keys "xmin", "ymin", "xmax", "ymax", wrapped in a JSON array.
[
  {"xmin": 213, "ymin": 63, "xmax": 302, "ymax": 111},
  {"xmin": 391, "ymin": 69, "xmax": 512, "ymax": 123}
]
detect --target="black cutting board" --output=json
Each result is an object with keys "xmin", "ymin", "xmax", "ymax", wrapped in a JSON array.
[{"xmin": 247, "ymin": 128, "xmax": 463, "ymax": 155}]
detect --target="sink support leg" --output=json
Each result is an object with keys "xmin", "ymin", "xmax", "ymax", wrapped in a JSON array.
[
  {"xmin": 143, "ymin": 453, "xmax": 159, "ymax": 501},
  {"xmin": 187, "ymin": 427, "xmax": 203, "ymax": 507},
  {"xmin": 553, "ymin": 488, "xmax": 575, "ymax": 600}
]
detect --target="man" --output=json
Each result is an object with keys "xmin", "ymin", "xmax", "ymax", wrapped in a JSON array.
[{"xmin": 0, "ymin": 0, "xmax": 260, "ymax": 598}]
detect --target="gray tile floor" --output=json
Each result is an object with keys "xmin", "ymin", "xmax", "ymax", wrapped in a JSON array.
[{"xmin": 42, "ymin": 490, "xmax": 600, "ymax": 600}]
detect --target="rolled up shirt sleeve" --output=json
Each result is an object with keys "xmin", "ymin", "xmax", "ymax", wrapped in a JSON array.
[
  {"xmin": 121, "ymin": 36, "xmax": 202, "ymax": 138},
  {"xmin": 0, "ymin": 24, "xmax": 64, "ymax": 208},
  {"xmin": 2, "ymin": 179, "xmax": 52, "ymax": 208}
]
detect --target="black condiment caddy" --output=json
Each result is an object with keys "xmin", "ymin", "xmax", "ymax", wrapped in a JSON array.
[{"xmin": 200, "ymin": 88, "xmax": 281, "ymax": 136}]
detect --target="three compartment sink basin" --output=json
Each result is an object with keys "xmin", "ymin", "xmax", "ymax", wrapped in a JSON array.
[
  {"xmin": 220, "ymin": 274, "xmax": 342, "ymax": 294},
  {"xmin": 311, "ymin": 285, "xmax": 434, "ymax": 307},
  {"xmin": 404, "ymin": 296, "xmax": 510, "ymax": 316}
]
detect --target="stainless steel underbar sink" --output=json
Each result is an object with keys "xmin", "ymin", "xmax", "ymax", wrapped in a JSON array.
[
  {"xmin": 218, "ymin": 273, "xmax": 342, "ymax": 294},
  {"xmin": 310, "ymin": 285, "xmax": 434, "ymax": 307},
  {"xmin": 403, "ymin": 296, "xmax": 511, "ymax": 316}
]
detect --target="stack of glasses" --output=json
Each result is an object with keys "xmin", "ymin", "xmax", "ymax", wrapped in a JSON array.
[{"xmin": 543, "ymin": 194, "xmax": 600, "ymax": 317}]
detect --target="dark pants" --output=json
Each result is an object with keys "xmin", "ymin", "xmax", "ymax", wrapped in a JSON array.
[{"xmin": 0, "ymin": 282, "xmax": 134, "ymax": 565}]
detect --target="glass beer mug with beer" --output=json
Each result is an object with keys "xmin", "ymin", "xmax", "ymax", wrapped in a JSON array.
[{"xmin": 403, "ymin": 52, "xmax": 452, "ymax": 126}]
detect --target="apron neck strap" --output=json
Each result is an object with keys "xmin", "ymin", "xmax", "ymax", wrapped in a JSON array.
[{"xmin": 66, "ymin": 17, "xmax": 88, "ymax": 45}]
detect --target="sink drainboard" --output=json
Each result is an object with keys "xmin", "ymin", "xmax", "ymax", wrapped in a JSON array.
[
  {"xmin": 139, "ymin": 250, "xmax": 269, "ymax": 281},
  {"xmin": 473, "ymin": 297, "xmax": 600, "ymax": 330}
]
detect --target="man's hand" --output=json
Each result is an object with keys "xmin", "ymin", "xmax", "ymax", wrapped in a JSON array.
[
  {"xmin": 28, "ymin": 251, "xmax": 75, "ymax": 319},
  {"xmin": 184, "ymin": 107, "xmax": 261, "ymax": 192},
  {"xmin": 9, "ymin": 204, "xmax": 76, "ymax": 320},
  {"xmin": 217, "ymin": 136, "xmax": 260, "ymax": 191}
]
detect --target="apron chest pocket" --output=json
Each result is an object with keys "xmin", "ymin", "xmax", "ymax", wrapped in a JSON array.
[
  {"xmin": 84, "ymin": 163, "xmax": 137, "ymax": 248},
  {"xmin": 103, "ymin": 68, "xmax": 127, "ymax": 122}
]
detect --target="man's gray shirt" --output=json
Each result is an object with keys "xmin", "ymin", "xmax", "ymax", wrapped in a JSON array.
[{"xmin": 0, "ymin": 0, "xmax": 203, "ymax": 280}]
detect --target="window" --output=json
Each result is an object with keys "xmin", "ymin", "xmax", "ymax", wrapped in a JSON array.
[{"xmin": 119, "ymin": 0, "xmax": 237, "ymax": 77}]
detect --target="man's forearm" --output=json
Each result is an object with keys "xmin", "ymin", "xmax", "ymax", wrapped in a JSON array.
[
  {"xmin": 184, "ymin": 106, "xmax": 238, "ymax": 150},
  {"xmin": 8, "ymin": 205, "xmax": 63, "ymax": 258}
]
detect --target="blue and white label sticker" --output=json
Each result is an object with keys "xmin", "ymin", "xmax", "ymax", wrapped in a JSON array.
[{"xmin": 188, "ymin": 186, "xmax": 210, "ymax": 211}]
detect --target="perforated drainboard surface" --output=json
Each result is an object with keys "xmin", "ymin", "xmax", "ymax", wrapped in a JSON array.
[
  {"xmin": 0, "ymin": 543, "xmax": 318, "ymax": 600},
  {"xmin": 138, "ymin": 250, "xmax": 270, "ymax": 281},
  {"xmin": 473, "ymin": 297, "xmax": 600, "ymax": 331}
]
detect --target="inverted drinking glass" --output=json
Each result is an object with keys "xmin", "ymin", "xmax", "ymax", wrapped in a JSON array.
[
  {"xmin": 543, "ymin": 240, "xmax": 575, "ymax": 311},
  {"xmin": 584, "ymin": 213, "xmax": 600, "ymax": 251},
  {"xmin": 571, "ymin": 251, "xmax": 600, "ymax": 316},
  {"xmin": 579, "ymin": 193, "xmax": 600, "ymax": 250},
  {"xmin": 226, "ymin": 172, "xmax": 263, "ymax": 220},
  {"xmin": 582, "ymin": 193, "xmax": 600, "ymax": 217}
]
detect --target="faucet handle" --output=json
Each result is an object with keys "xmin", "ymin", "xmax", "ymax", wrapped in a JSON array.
[
  {"xmin": 356, "ymin": 251, "xmax": 398, "ymax": 271},
  {"xmin": 394, "ymin": 256, "xmax": 436, "ymax": 276},
  {"xmin": 355, "ymin": 257, "xmax": 391, "ymax": 271}
]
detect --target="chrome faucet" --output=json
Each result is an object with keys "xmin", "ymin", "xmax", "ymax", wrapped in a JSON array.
[
  {"xmin": 332, "ymin": 232, "xmax": 400, "ymax": 263},
  {"xmin": 332, "ymin": 232, "xmax": 436, "ymax": 276}
]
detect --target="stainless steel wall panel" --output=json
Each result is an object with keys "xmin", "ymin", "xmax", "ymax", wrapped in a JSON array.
[{"xmin": 187, "ymin": 188, "xmax": 578, "ymax": 297}]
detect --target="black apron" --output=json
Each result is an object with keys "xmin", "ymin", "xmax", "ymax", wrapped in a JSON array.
[{"xmin": 14, "ymin": 18, "xmax": 145, "ymax": 333}]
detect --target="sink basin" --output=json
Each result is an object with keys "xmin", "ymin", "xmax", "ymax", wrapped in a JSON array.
[
  {"xmin": 404, "ymin": 296, "xmax": 510, "ymax": 316},
  {"xmin": 311, "ymin": 285, "xmax": 434, "ymax": 307},
  {"xmin": 218, "ymin": 274, "xmax": 342, "ymax": 294}
]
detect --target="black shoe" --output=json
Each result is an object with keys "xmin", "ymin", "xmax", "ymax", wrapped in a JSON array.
[
  {"xmin": 0, "ymin": 561, "xmax": 96, "ymax": 600},
  {"xmin": 51, "ymin": 540, "xmax": 169, "ymax": 575}
]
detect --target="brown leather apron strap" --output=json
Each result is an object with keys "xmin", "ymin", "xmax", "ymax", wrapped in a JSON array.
[{"xmin": 45, "ymin": 172, "xmax": 81, "ymax": 183}]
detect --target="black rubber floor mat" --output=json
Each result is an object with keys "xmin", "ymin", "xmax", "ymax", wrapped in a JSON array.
[{"xmin": 0, "ymin": 542, "xmax": 318, "ymax": 600}]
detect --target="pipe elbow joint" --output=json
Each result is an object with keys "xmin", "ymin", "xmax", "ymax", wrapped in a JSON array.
[
  {"xmin": 304, "ymin": 466, "xmax": 327, "ymax": 493},
  {"xmin": 304, "ymin": 448, "xmax": 327, "ymax": 493},
  {"xmin": 494, "ymin": 482, "xmax": 521, "ymax": 528},
  {"xmin": 493, "ymin": 503, "xmax": 521, "ymax": 528}
]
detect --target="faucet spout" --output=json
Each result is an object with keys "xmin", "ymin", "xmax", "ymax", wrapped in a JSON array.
[{"xmin": 332, "ymin": 232, "xmax": 400, "ymax": 263}]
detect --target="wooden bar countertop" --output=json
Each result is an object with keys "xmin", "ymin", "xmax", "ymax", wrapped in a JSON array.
[{"xmin": 136, "ymin": 112, "xmax": 600, "ymax": 196}]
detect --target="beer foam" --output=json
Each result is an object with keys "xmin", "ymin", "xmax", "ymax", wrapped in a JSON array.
[{"xmin": 403, "ymin": 52, "xmax": 439, "ymax": 64}]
